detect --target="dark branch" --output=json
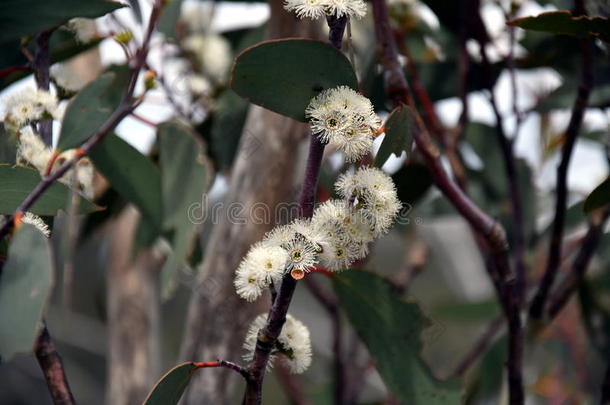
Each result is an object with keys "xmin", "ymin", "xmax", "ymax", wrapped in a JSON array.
[
  {"xmin": 34, "ymin": 29, "xmax": 53, "ymax": 146},
  {"xmin": 35, "ymin": 324, "xmax": 76, "ymax": 405},
  {"xmin": 529, "ymin": 10, "xmax": 594, "ymax": 319},
  {"xmin": 370, "ymin": 0, "xmax": 523, "ymax": 403}
]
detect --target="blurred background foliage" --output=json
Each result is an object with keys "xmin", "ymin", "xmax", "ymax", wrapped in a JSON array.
[{"xmin": 0, "ymin": 0, "xmax": 609, "ymax": 404}]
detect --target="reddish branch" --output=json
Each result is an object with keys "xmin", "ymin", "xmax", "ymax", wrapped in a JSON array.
[
  {"xmin": 529, "ymin": 0, "xmax": 594, "ymax": 320},
  {"xmin": 35, "ymin": 324, "xmax": 76, "ymax": 405},
  {"xmin": 195, "ymin": 360, "xmax": 250, "ymax": 380},
  {"xmin": 370, "ymin": 0, "xmax": 523, "ymax": 403}
]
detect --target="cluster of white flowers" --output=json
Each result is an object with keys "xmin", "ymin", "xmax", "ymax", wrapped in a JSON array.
[
  {"xmin": 234, "ymin": 166, "xmax": 399, "ymax": 302},
  {"xmin": 51, "ymin": 64, "xmax": 85, "ymax": 95},
  {"xmin": 182, "ymin": 34, "xmax": 232, "ymax": 84},
  {"xmin": 3, "ymin": 89, "xmax": 58, "ymax": 133},
  {"xmin": 284, "ymin": 0, "xmax": 367, "ymax": 19},
  {"xmin": 243, "ymin": 314, "xmax": 312, "ymax": 374},
  {"xmin": 21, "ymin": 212, "xmax": 51, "ymax": 238},
  {"xmin": 67, "ymin": 18, "xmax": 98, "ymax": 43},
  {"xmin": 67, "ymin": 18, "xmax": 98, "ymax": 44},
  {"xmin": 306, "ymin": 86, "xmax": 381, "ymax": 162},
  {"xmin": 15, "ymin": 128, "xmax": 95, "ymax": 199}
]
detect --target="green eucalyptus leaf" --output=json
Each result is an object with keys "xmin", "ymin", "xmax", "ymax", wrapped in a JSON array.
[
  {"xmin": 89, "ymin": 134, "xmax": 162, "ymax": 228},
  {"xmin": 143, "ymin": 362, "xmax": 202, "ymax": 405},
  {"xmin": 374, "ymin": 105, "xmax": 415, "ymax": 167},
  {"xmin": 231, "ymin": 39, "xmax": 358, "ymax": 122},
  {"xmin": 58, "ymin": 67, "xmax": 130, "ymax": 151},
  {"xmin": 392, "ymin": 162, "xmax": 433, "ymax": 206},
  {"xmin": 0, "ymin": 224, "xmax": 54, "ymax": 361},
  {"xmin": 158, "ymin": 120, "xmax": 214, "ymax": 299},
  {"xmin": 158, "ymin": 0, "xmax": 184, "ymax": 41},
  {"xmin": 584, "ymin": 177, "xmax": 610, "ymax": 213},
  {"xmin": 0, "ymin": 0, "xmax": 124, "ymax": 43},
  {"xmin": 508, "ymin": 11, "xmax": 610, "ymax": 43},
  {"xmin": 334, "ymin": 270, "xmax": 462, "ymax": 404},
  {"xmin": 0, "ymin": 165, "xmax": 100, "ymax": 216}
]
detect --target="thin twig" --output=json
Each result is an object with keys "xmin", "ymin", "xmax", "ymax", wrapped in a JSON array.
[
  {"xmin": 35, "ymin": 324, "xmax": 76, "ymax": 405},
  {"xmin": 370, "ymin": 0, "xmax": 523, "ymax": 403},
  {"xmin": 529, "ymin": 1, "xmax": 594, "ymax": 319},
  {"xmin": 34, "ymin": 29, "xmax": 54, "ymax": 146},
  {"xmin": 195, "ymin": 360, "xmax": 250, "ymax": 380},
  {"xmin": 479, "ymin": 43, "xmax": 527, "ymax": 308},
  {"xmin": 547, "ymin": 208, "xmax": 610, "ymax": 320}
]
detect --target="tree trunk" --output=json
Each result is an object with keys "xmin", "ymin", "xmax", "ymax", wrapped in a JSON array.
[
  {"xmin": 179, "ymin": 3, "xmax": 318, "ymax": 402},
  {"xmin": 106, "ymin": 207, "xmax": 164, "ymax": 405}
]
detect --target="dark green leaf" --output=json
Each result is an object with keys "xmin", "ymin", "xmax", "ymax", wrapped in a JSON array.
[
  {"xmin": 0, "ymin": 0, "xmax": 124, "ymax": 43},
  {"xmin": 89, "ymin": 134, "xmax": 162, "ymax": 228},
  {"xmin": 0, "ymin": 225, "xmax": 54, "ymax": 361},
  {"xmin": 209, "ymin": 89, "xmax": 250, "ymax": 170},
  {"xmin": 508, "ymin": 11, "xmax": 610, "ymax": 43},
  {"xmin": 143, "ymin": 362, "xmax": 202, "ymax": 405},
  {"xmin": 158, "ymin": 120, "xmax": 213, "ymax": 299},
  {"xmin": 158, "ymin": 0, "xmax": 184, "ymax": 41},
  {"xmin": 334, "ymin": 270, "xmax": 462, "ymax": 404},
  {"xmin": 0, "ymin": 124, "xmax": 17, "ymax": 165},
  {"xmin": 392, "ymin": 162, "xmax": 433, "ymax": 206},
  {"xmin": 0, "ymin": 165, "xmax": 100, "ymax": 215},
  {"xmin": 58, "ymin": 67, "xmax": 129, "ymax": 150},
  {"xmin": 464, "ymin": 335, "xmax": 507, "ymax": 404},
  {"xmin": 584, "ymin": 177, "xmax": 610, "ymax": 213},
  {"xmin": 231, "ymin": 39, "xmax": 358, "ymax": 122},
  {"xmin": 374, "ymin": 106, "xmax": 414, "ymax": 167}
]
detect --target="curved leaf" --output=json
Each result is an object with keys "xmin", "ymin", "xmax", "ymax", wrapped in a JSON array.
[
  {"xmin": 0, "ymin": 165, "xmax": 100, "ymax": 215},
  {"xmin": 58, "ymin": 67, "xmax": 130, "ymax": 150},
  {"xmin": 0, "ymin": 224, "xmax": 54, "ymax": 361},
  {"xmin": 158, "ymin": 120, "xmax": 214, "ymax": 299},
  {"xmin": 143, "ymin": 362, "xmax": 201, "ymax": 405},
  {"xmin": 374, "ymin": 105, "xmax": 415, "ymax": 167},
  {"xmin": 508, "ymin": 11, "xmax": 610, "ymax": 43},
  {"xmin": 584, "ymin": 177, "xmax": 610, "ymax": 213},
  {"xmin": 231, "ymin": 38, "xmax": 358, "ymax": 122},
  {"xmin": 0, "ymin": 0, "xmax": 124, "ymax": 43},
  {"xmin": 334, "ymin": 270, "xmax": 462, "ymax": 404},
  {"xmin": 89, "ymin": 134, "xmax": 162, "ymax": 228}
]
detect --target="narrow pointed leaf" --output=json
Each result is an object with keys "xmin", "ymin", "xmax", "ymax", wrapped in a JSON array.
[
  {"xmin": 143, "ymin": 362, "xmax": 201, "ymax": 405},
  {"xmin": 58, "ymin": 67, "xmax": 129, "ymax": 150},
  {"xmin": 334, "ymin": 270, "xmax": 462, "ymax": 404},
  {"xmin": 508, "ymin": 11, "xmax": 610, "ymax": 43},
  {"xmin": 374, "ymin": 105, "xmax": 415, "ymax": 167},
  {"xmin": 89, "ymin": 134, "xmax": 162, "ymax": 228},
  {"xmin": 584, "ymin": 177, "xmax": 610, "ymax": 213},
  {"xmin": 158, "ymin": 120, "xmax": 214, "ymax": 299}
]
